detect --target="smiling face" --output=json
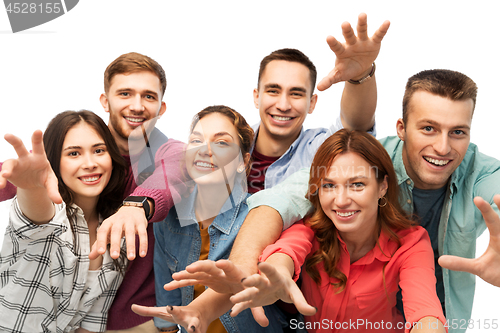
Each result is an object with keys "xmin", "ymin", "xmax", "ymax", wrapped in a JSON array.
[
  {"xmin": 318, "ymin": 152, "xmax": 388, "ymax": 238},
  {"xmin": 253, "ymin": 60, "xmax": 317, "ymax": 153},
  {"xmin": 100, "ymin": 71, "xmax": 166, "ymax": 152},
  {"xmin": 186, "ymin": 113, "xmax": 247, "ymax": 188},
  {"xmin": 59, "ymin": 122, "xmax": 113, "ymax": 206},
  {"xmin": 397, "ymin": 90, "xmax": 473, "ymax": 190}
]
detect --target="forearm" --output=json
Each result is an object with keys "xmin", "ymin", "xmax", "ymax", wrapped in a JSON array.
[
  {"xmin": 340, "ymin": 69, "xmax": 377, "ymax": 132},
  {"xmin": 265, "ymin": 253, "xmax": 294, "ymax": 278},
  {"xmin": 411, "ymin": 316, "xmax": 445, "ymax": 333},
  {"xmin": 229, "ymin": 206, "xmax": 283, "ymax": 275},
  {"xmin": 17, "ymin": 187, "xmax": 55, "ymax": 224}
]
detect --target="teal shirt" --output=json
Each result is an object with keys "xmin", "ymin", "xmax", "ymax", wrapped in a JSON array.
[{"xmin": 248, "ymin": 136, "xmax": 500, "ymax": 333}]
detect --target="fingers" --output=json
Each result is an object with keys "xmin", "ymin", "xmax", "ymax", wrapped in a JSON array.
[
  {"xmin": 250, "ymin": 307, "xmax": 269, "ymax": 327},
  {"xmin": 341, "ymin": 21, "xmax": 356, "ymax": 46},
  {"xmin": 95, "ymin": 219, "xmax": 112, "ymax": 256},
  {"xmin": 164, "ymin": 279, "xmax": 200, "ymax": 291},
  {"xmin": 166, "ymin": 306, "xmax": 202, "ymax": 333},
  {"xmin": 288, "ymin": 284, "xmax": 317, "ymax": 316},
  {"xmin": 131, "ymin": 304, "xmax": 174, "ymax": 322},
  {"xmin": 356, "ymin": 13, "xmax": 368, "ymax": 41},
  {"xmin": 4, "ymin": 133, "xmax": 29, "ymax": 158},
  {"xmin": 0, "ymin": 159, "xmax": 16, "ymax": 188},
  {"xmin": 215, "ymin": 259, "xmax": 247, "ymax": 281},
  {"xmin": 325, "ymin": 35, "xmax": 345, "ymax": 57},
  {"xmin": 186, "ymin": 260, "xmax": 220, "ymax": 274},
  {"xmin": 89, "ymin": 240, "xmax": 99, "ymax": 260},
  {"xmin": 371, "ymin": 20, "xmax": 391, "ymax": 44},
  {"xmin": 30, "ymin": 130, "xmax": 45, "ymax": 156},
  {"xmin": 438, "ymin": 255, "xmax": 478, "ymax": 276},
  {"xmin": 475, "ymin": 196, "xmax": 500, "ymax": 236}
]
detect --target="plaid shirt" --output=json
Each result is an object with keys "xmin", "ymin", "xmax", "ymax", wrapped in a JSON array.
[{"xmin": 0, "ymin": 198, "xmax": 125, "ymax": 333}]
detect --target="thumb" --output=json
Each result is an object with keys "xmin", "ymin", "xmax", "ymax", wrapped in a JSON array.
[
  {"xmin": 438, "ymin": 255, "xmax": 478, "ymax": 275},
  {"xmin": 45, "ymin": 170, "xmax": 62, "ymax": 204},
  {"xmin": 289, "ymin": 285, "xmax": 317, "ymax": 316}
]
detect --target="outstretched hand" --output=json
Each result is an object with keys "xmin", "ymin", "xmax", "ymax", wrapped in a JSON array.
[
  {"xmin": 165, "ymin": 260, "xmax": 249, "ymax": 295},
  {"xmin": 317, "ymin": 13, "xmax": 390, "ymax": 90},
  {"xmin": 439, "ymin": 195, "xmax": 500, "ymax": 287},
  {"xmin": 0, "ymin": 131, "xmax": 61, "ymax": 204},
  {"xmin": 132, "ymin": 304, "xmax": 206, "ymax": 333},
  {"xmin": 230, "ymin": 262, "xmax": 316, "ymax": 321},
  {"xmin": 89, "ymin": 205, "xmax": 148, "ymax": 261}
]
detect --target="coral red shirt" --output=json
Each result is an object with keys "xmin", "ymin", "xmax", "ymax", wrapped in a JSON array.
[{"xmin": 261, "ymin": 222, "xmax": 446, "ymax": 333}]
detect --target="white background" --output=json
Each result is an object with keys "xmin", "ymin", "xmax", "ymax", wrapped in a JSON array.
[{"xmin": 0, "ymin": 1, "xmax": 498, "ymax": 330}]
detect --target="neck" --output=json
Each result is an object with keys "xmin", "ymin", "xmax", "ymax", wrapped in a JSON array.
[
  {"xmin": 254, "ymin": 125, "xmax": 298, "ymax": 157},
  {"xmin": 195, "ymin": 182, "xmax": 234, "ymax": 228},
  {"xmin": 340, "ymin": 224, "xmax": 379, "ymax": 263},
  {"xmin": 74, "ymin": 196, "xmax": 99, "ymax": 224}
]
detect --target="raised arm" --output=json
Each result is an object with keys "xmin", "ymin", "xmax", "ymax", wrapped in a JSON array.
[
  {"xmin": 0, "ymin": 131, "xmax": 61, "ymax": 223},
  {"xmin": 319, "ymin": 13, "xmax": 390, "ymax": 132}
]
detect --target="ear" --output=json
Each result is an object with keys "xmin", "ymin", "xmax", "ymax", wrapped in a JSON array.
[
  {"xmin": 396, "ymin": 118, "xmax": 406, "ymax": 141},
  {"xmin": 158, "ymin": 101, "xmax": 167, "ymax": 117},
  {"xmin": 238, "ymin": 152, "xmax": 251, "ymax": 173},
  {"xmin": 100, "ymin": 93, "xmax": 110, "ymax": 113},
  {"xmin": 308, "ymin": 94, "xmax": 318, "ymax": 115},
  {"xmin": 253, "ymin": 88, "xmax": 260, "ymax": 109},
  {"xmin": 379, "ymin": 175, "xmax": 389, "ymax": 198}
]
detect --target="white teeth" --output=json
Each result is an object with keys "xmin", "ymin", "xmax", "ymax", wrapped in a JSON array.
[
  {"xmin": 81, "ymin": 176, "xmax": 99, "ymax": 182},
  {"xmin": 125, "ymin": 117, "xmax": 144, "ymax": 123},
  {"xmin": 424, "ymin": 157, "xmax": 450, "ymax": 166},
  {"xmin": 272, "ymin": 115, "xmax": 292, "ymax": 121},
  {"xmin": 336, "ymin": 211, "xmax": 356, "ymax": 217},
  {"xmin": 195, "ymin": 161, "xmax": 216, "ymax": 168}
]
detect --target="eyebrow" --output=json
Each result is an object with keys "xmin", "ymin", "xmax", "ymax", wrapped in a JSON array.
[
  {"xmin": 116, "ymin": 88, "xmax": 159, "ymax": 98},
  {"xmin": 323, "ymin": 175, "xmax": 368, "ymax": 183},
  {"xmin": 190, "ymin": 131, "xmax": 234, "ymax": 140},
  {"xmin": 418, "ymin": 119, "xmax": 471, "ymax": 130},
  {"xmin": 264, "ymin": 83, "xmax": 307, "ymax": 94},
  {"xmin": 63, "ymin": 143, "xmax": 106, "ymax": 151}
]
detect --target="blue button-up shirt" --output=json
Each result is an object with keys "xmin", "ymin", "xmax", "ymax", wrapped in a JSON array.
[
  {"xmin": 248, "ymin": 136, "xmax": 500, "ymax": 333},
  {"xmin": 153, "ymin": 184, "xmax": 286, "ymax": 332}
]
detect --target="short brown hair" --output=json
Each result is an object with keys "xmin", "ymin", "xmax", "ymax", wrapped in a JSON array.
[
  {"xmin": 104, "ymin": 52, "xmax": 167, "ymax": 96},
  {"xmin": 402, "ymin": 69, "xmax": 477, "ymax": 123},
  {"xmin": 257, "ymin": 48, "xmax": 317, "ymax": 95}
]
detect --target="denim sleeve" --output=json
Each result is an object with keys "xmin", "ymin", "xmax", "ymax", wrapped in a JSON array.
[
  {"xmin": 153, "ymin": 222, "xmax": 182, "ymax": 330},
  {"xmin": 247, "ymin": 168, "xmax": 313, "ymax": 230}
]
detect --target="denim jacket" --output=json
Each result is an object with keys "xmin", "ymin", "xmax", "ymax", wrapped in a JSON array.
[
  {"xmin": 248, "ymin": 136, "xmax": 500, "ymax": 333},
  {"xmin": 153, "ymin": 183, "xmax": 285, "ymax": 333}
]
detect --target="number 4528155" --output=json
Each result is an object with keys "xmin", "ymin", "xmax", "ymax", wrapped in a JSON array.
[{"xmin": 6, "ymin": 3, "xmax": 62, "ymax": 14}]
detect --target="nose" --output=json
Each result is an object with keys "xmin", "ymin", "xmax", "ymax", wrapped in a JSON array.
[
  {"xmin": 129, "ymin": 94, "xmax": 144, "ymax": 112},
  {"xmin": 335, "ymin": 186, "xmax": 352, "ymax": 207},
  {"xmin": 82, "ymin": 153, "xmax": 98, "ymax": 170},
  {"xmin": 276, "ymin": 93, "xmax": 291, "ymax": 113},
  {"xmin": 197, "ymin": 142, "xmax": 213, "ymax": 157},
  {"xmin": 433, "ymin": 133, "xmax": 451, "ymax": 156}
]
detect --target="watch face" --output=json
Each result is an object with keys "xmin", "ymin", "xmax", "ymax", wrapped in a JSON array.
[{"xmin": 124, "ymin": 196, "xmax": 147, "ymax": 204}]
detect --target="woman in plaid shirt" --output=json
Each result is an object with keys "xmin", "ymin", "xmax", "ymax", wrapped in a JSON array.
[{"xmin": 0, "ymin": 110, "xmax": 127, "ymax": 333}]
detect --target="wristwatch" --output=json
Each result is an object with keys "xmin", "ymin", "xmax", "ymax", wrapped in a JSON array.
[{"xmin": 122, "ymin": 196, "xmax": 153, "ymax": 220}]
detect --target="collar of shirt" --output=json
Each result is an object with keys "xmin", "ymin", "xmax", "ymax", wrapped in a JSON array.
[{"xmin": 175, "ymin": 182, "xmax": 248, "ymax": 234}]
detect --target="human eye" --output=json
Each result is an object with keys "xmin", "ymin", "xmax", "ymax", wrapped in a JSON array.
[
  {"xmin": 452, "ymin": 129, "xmax": 465, "ymax": 136},
  {"xmin": 95, "ymin": 147, "xmax": 107, "ymax": 154},
  {"xmin": 215, "ymin": 140, "xmax": 229, "ymax": 147},
  {"xmin": 145, "ymin": 94, "xmax": 156, "ymax": 100},
  {"xmin": 67, "ymin": 151, "xmax": 79, "ymax": 157},
  {"xmin": 423, "ymin": 126, "xmax": 433, "ymax": 132},
  {"xmin": 189, "ymin": 137, "xmax": 203, "ymax": 145},
  {"xmin": 349, "ymin": 182, "xmax": 365, "ymax": 191},
  {"xmin": 321, "ymin": 183, "xmax": 335, "ymax": 189},
  {"xmin": 119, "ymin": 92, "xmax": 130, "ymax": 97}
]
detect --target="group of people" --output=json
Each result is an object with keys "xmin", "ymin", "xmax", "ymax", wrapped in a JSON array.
[{"xmin": 0, "ymin": 13, "xmax": 499, "ymax": 333}]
